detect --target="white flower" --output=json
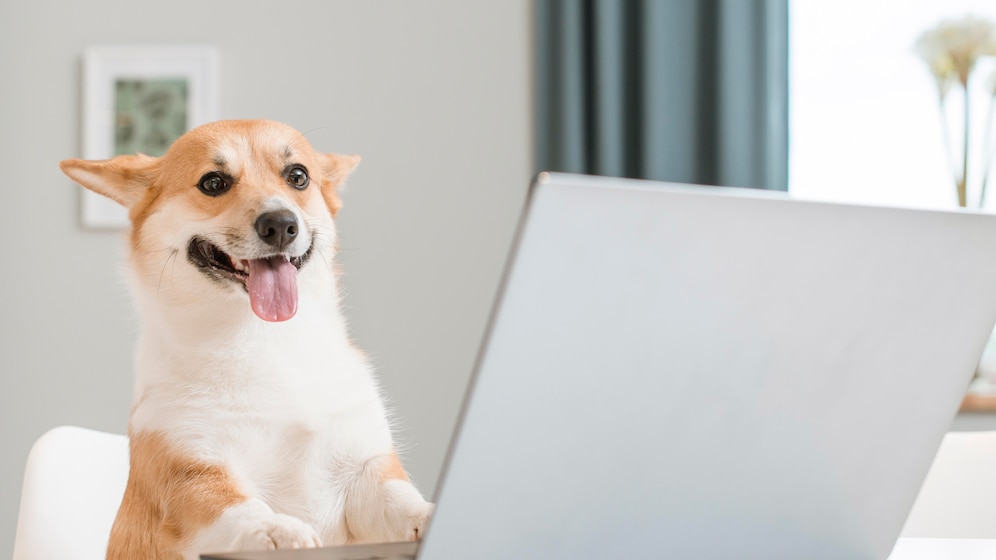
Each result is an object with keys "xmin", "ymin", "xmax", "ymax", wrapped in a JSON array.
[
  {"xmin": 914, "ymin": 15, "xmax": 996, "ymax": 209},
  {"xmin": 915, "ymin": 15, "xmax": 996, "ymax": 88}
]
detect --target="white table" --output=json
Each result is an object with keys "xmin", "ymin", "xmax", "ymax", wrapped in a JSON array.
[
  {"xmin": 204, "ymin": 539, "xmax": 996, "ymax": 560},
  {"xmin": 890, "ymin": 538, "xmax": 996, "ymax": 559}
]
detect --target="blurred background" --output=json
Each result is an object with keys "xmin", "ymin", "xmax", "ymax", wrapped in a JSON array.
[
  {"xmin": 0, "ymin": 1, "xmax": 532, "ymax": 554},
  {"xmin": 3, "ymin": 0, "xmax": 996, "ymax": 555}
]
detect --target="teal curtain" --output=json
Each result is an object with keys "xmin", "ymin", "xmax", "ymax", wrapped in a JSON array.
[{"xmin": 535, "ymin": 0, "xmax": 789, "ymax": 191}]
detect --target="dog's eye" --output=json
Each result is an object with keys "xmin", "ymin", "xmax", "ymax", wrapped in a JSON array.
[
  {"xmin": 198, "ymin": 172, "xmax": 231, "ymax": 196},
  {"xmin": 286, "ymin": 166, "xmax": 309, "ymax": 190}
]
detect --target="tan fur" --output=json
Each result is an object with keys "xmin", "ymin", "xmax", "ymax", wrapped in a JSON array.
[
  {"xmin": 108, "ymin": 432, "xmax": 246, "ymax": 560},
  {"xmin": 320, "ymin": 153, "xmax": 361, "ymax": 216},
  {"xmin": 379, "ymin": 453, "xmax": 410, "ymax": 482},
  {"xmin": 59, "ymin": 153, "xmax": 158, "ymax": 208},
  {"xmin": 60, "ymin": 120, "xmax": 359, "ymax": 247}
]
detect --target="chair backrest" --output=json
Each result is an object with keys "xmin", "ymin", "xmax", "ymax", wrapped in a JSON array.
[
  {"xmin": 902, "ymin": 430, "xmax": 996, "ymax": 538},
  {"xmin": 13, "ymin": 426, "xmax": 129, "ymax": 560}
]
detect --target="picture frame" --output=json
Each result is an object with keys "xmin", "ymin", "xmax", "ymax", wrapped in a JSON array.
[{"xmin": 80, "ymin": 46, "xmax": 220, "ymax": 229}]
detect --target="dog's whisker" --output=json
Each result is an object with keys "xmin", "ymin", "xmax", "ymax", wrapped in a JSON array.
[
  {"xmin": 134, "ymin": 240, "xmax": 180, "ymax": 255},
  {"xmin": 313, "ymin": 244, "xmax": 335, "ymax": 285},
  {"xmin": 157, "ymin": 249, "xmax": 179, "ymax": 298},
  {"xmin": 170, "ymin": 248, "xmax": 178, "ymax": 283},
  {"xmin": 146, "ymin": 246, "xmax": 179, "ymax": 254},
  {"xmin": 288, "ymin": 126, "xmax": 330, "ymax": 150}
]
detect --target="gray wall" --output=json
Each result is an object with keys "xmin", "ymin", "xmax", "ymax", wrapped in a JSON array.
[{"xmin": 0, "ymin": 1, "xmax": 532, "ymax": 554}]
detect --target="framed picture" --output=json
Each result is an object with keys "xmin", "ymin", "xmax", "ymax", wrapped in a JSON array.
[{"xmin": 80, "ymin": 46, "xmax": 220, "ymax": 228}]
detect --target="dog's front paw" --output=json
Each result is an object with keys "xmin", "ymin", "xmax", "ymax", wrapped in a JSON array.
[
  {"xmin": 233, "ymin": 513, "xmax": 322, "ymax": 550},
  {"xmin": 404, "ymin": 501, "xmax": 434, "ymax": 541}
]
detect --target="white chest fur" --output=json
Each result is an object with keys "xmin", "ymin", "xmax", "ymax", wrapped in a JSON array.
[{"xmin": 129, "ymin": 291, "xmax": 397, "ymax": 537}]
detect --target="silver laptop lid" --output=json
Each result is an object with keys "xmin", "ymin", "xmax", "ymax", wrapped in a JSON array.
[{"xmin": 419, "ymin": 173, "xmax": 996, "ymax": 560}]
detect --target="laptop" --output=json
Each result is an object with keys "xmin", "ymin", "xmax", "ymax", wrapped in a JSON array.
[{"xmin": 205, "ymin": 173, "xmax": 996, "ymax": 560}]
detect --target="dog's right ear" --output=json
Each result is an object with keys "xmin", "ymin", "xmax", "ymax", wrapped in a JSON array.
[{"xmin": 60, "ymin": 154, "xmax": 159, "ymax": 209}]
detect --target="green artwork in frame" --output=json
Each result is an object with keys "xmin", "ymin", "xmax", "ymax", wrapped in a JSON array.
[
  {"xmin": 114, "ymin": 78, "xmax": 189, "ymax": 157},
  {"xmin": 81, "ymin": 46, "xmax": 218, "ymax": 228}
]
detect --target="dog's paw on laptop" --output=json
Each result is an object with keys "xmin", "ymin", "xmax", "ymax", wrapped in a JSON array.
[
  {"xmin": 367, "ymin": 499, "xmax": 432, "ymax": 542},
  {"xmin": 345, "ymin": 456, "xmax": 436, "ymax": 543},
  {"xmin": 231, "ymin": 513, "xmax": 322, "ymax": 551},
  {"xmin": 188, "ymin": 500, "xmax": 323, "ymax": 553},
  {"xmin": 399, "ymin": 501, "xmax": 434, "ymax": 541}
]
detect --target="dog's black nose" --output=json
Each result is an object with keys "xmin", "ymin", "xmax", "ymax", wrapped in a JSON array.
[{"xmin": 255, "ymin": 210, "xmax": 299, "ymax": 250}]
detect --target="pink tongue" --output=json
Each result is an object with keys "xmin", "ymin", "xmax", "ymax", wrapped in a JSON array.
[{"xmin": 247, "ymin": 257, "xmax": 299, "ymax": 322}]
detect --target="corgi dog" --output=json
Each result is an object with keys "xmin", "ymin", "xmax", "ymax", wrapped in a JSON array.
[{"xmin": 60, "ymin": 120, "xmax": 432, "ymax": 559}]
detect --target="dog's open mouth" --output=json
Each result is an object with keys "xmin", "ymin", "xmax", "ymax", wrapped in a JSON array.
[{"xmin": 187, "ymin": 237, "xmax": 313, "ymax": 322}]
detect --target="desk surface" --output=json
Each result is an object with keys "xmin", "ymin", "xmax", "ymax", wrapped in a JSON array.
[
  {"xmin": 202, "ymin": 541, "xmax": 417, "ymax": 560},
  {"xmin": 889, "ymin": 538, "xmax": 996, "ymax": 559},
  {"xmin": 202, "ymin": 538, "xmax": 996, "ymax": 560}
]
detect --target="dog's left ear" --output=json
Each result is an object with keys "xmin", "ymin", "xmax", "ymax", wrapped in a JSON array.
[
  {"xmin": 60, "ymin": 154, "xmax": 159, "ymax": 209},
  {"xmin": 320, "ymin": 153, "xmax": 361, "ymax": 216}
]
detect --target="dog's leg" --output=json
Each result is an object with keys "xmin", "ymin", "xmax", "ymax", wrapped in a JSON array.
[
  {"xmin": 119, "ymin": 432, "xmax": 321, "ymax": 559},
  {"xmin": 183, "ymin": 499, "xmax": 322, "ymax": 559},
  {"xmin": 344, "ymin": 453, "xmax": 434, "ymax": 543}
]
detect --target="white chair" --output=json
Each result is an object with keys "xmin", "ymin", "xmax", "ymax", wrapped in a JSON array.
[
  {"xmin": 902, "ymin": 430, "xmax": 996, "ymax": 538},
  {"xmin": 13, "ymin": 426, "xmax": 129, "ymax": 560}
]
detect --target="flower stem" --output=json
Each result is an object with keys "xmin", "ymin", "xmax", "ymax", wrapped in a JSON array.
[
  {"xmin": 939, "ymin": 97, "xmax": 959, "ymax": 196},
  {"xmin": 981, "ymin": 91, "xmax": 996, "ymax": 208},
  {"xmin": 961, "ymin": 89, "xmax": 970, "ymax": 207}
]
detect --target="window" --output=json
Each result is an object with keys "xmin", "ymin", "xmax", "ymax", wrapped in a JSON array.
[{"xmin": 790, "ymin": 0, "xmax": 996, "ymax": 209}]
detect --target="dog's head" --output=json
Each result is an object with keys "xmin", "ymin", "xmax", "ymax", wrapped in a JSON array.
[{"xmin": 60, "ymin": 120, "xmax": 359, "ymax": 323}]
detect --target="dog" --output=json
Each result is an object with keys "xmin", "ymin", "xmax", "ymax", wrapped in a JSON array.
[{"xmin": 60, "ymin": 120, "xmax": 433, "ymax": 559}]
